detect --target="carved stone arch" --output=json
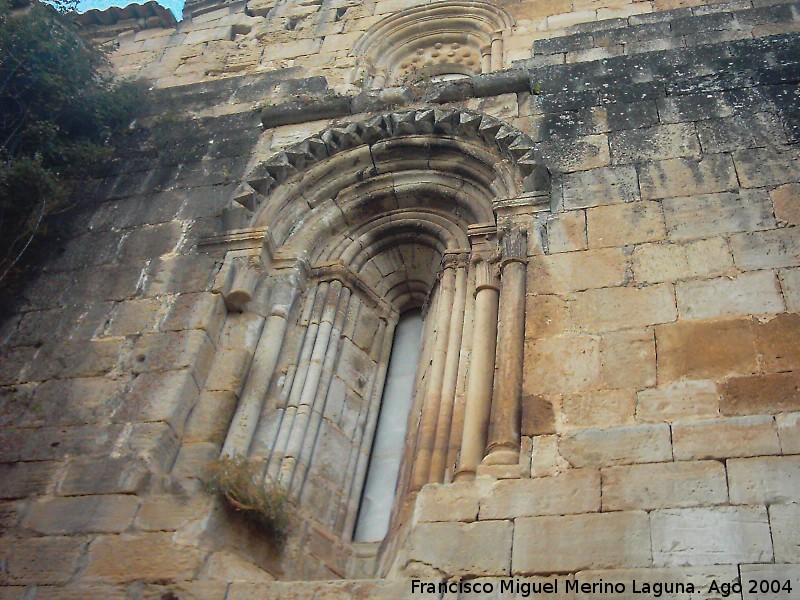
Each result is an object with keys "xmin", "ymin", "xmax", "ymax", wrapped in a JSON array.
[
  {"xmin": 212, "ymin": 108, "xmax": 549, "ymax": 566},
  {"xmin": 350, "ymin": 1, "xmax": 515, "ymax": 87}
]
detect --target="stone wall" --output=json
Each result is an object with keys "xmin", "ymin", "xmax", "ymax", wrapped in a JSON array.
[{"xmin": 0, "ymin": 0, "xmax": 798, "ymax": 597}]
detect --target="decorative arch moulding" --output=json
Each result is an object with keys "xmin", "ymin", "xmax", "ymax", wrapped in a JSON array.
[{"xmin": 351, "ymin": 1, "xmax": 515, "ymax": 88}]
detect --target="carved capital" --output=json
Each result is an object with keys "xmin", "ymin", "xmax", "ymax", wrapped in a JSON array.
[
  {"xmin": 500, "ymin": 226, "xmax": 527, "ymax": 267},
  {"xmin": 223, "ymin": 253, "xmax": 266, "ymax": 312}
]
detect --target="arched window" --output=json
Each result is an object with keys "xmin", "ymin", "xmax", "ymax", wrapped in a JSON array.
[
  {"xmin": 213, "ymin": 108, "xmax": 549, "ymax": 574},
  {"xmin": 353, "ymin": 309, "xmax": 424, "ymax": 542},
  {"xmin": 351, "ymin": 1, "xmax": 514, "ymax": 88}
]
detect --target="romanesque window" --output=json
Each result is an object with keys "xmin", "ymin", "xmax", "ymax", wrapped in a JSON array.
[
  {"xmin": 212, "ymin": 109, "xmax": 549, "ymax": 552},
  {"xmin": 351, "ymin": 1, "xmax": 514, "ymax": 88}
]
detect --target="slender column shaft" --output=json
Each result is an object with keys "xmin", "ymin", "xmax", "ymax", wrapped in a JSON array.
[
  {"xmin": 292, "ymin": 287, "xmax": 354, "ymax": 498},
  {"xmin": 454, "ymin": 259, "xmax": 499, "ymax": 482},
  {"xmin": 445, "ymin": 264, "xmax": 476, "ymax": 481},
  {"xmin": 267, "ymin": 283, "xmax": 326, "ymax": 477},
  {"xmin": 490, "ymin": 32, "xmax": 503, "ymax": 72},
  {"xmin": 429, "ymin": 263, "xmax": 467, "ymax": 483},
  {"xmin": 481, "ymin": 45, "xmax": 491, "ymax": 74},
  {"xmin": 221, "ymin": 270, "xmax": 299, "ymax": 458},
  {"xmin": 279, "ymin": 281, "xmax": 343, "ymax": 488},
  {"xmin": 483, "ymin": 258, "xmax": 526, "ymax": 465},
  {"xmin": 410, "ymin": 267, "xmax": 455, "ymax": 490}
]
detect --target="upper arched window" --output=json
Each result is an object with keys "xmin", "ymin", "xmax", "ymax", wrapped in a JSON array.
[{"xmin": 351, "ymin": 1, "xmax": 514, "ymax": 88}]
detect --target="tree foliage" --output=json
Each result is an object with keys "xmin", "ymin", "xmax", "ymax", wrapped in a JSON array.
[{"xmin": 0, "ymin": 0, "xmax": 144, "ymax": 280}]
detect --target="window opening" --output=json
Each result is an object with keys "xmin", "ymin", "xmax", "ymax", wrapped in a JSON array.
[{"xmin": 353, "ymin": 309, "xmax": 424, "ymax": 542}]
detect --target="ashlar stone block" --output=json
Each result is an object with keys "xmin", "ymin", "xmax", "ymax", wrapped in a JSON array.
[
  {"xmin": 651, "ymin": 507, "xmax": 773, "ymax": 566},
  {"xmin": 655, "ymin": 318, "xmax": 757, "ymax": 383},
  {"xmin": 513, "ymin": 511, "xmax": 651, "ymax": 574},
  {"xmin": 672, "ymin": 415, "xmax": 780, "ymax": 460},
  {"xmin": 480, "ymin": 469, "xmax": 600, "ymax": 520},
  {"xmin": 24, "ymin": 495, "xmax": 139, "ymax": 534},
  {"xmin": 769, "ymin": 504, "xmax": 800, "ymax": 563},
  {"xmin": 638, "ymin": 154, "xmax": 738, "ymax": 200},
  {"xmin": 636, "ymin": 380, "xmax": 720, "ymax": 423},
  {"xmin": 561, "ymin": 165, "xmax": 640, "ymax": 209},
  {"xmin": 405, "ymin": 521, "xmax": 513, "ymax": 576},
  {"xmin": 728, "ymin": 455, "xmax": 800, "ymax": 505},
  {"xmin": 632, "ymin": 238, "xmax": 733, "ymax": 284},
  {"xmin": 676, "ymin": 271, "xmax": 785, "ymax": 320},
  {"xmin": 572, "ymin": 284, "xmax": 676, "ymax": 333},
  {"xmin": 84, "ymin": 533, "xmax": 205, "ymax": 582},
  {"xmin": 601, "ymin": 460, "xmax": 727, "ymax": 511},
  {"xmin": 586, "ymin": 201, "xmax": 666, "ymax": 248},
  {"xmin": 559, "ymin": 423, "xmax": 672, "ymax": 468}
]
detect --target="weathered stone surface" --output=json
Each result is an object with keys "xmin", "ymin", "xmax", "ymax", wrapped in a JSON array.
[
  {"xmin": 548, "ymin": 210, "xmax": 587, "ymax": 253},
  {"xmin": 720, "ymin": 372, "xmax": 800, "ymax": 417},
  {"xmin": 19, "ymin": 377, "xmax": 124, "ymax": 428},
  {"xmin": 539, "ymin": 134, "xmax": 610, "ymax": 172},
  {"xmin": 600, "ymin": 329, "xmax": 656, "ymax": 389},
  {"xmin": 673, "ymin": 415, "xmax": 780, "ymax": 460},
  {"xmin": 405, "ymin": 521, "xmax": 513, "ymax": 576},
  {"xmin": 769, "ymin": 504, "xmax": 800, "ymax": 563},
  {"xmin": 142, "ymin": 582, "xmax": 229, "ymax": 600},
  {"xmin": 632, "ymin": 238, "xmax": 733, "ymax": 284},
  {"xmin": 734, "ymin": 146, "xmax": 800, "ymax": 188},
  {"xmin": 559, "ymin": 423, "xmax": 672, "ymax": 468},
  {"xmin": 414, "ymin": 482, "xmax": 481, "ymax": 523},
  {"xmin": 651, "ymin": 507, "xmax": 773, "ymax": 566},
  {"xmin": 525, "ymin": 295, "xmax": 571, "ymax": 339},
  {"xmin": 481, "ymin": 469, "xmax": 599, "ymax": 520},
  {"xmin": 561, "ymin": 389, "xmax": 636, "ymax": 431},
  {"xmin": 201, "ymin": 551, "xmax": 275, "ymax": 582},
  {"xmin": 602, "ymin": 461, "xmax": 727, "ymax": 511},
  {"xmin": 575, "ymin": 566, "xmax": 738, "ymax": 600},
  {"xmin": 59, "ymin": 457, "xmax": 150, "ymax": 496},
  {"xmin": 586, "ymin": 201, "xmax": 666, "ymax": 248},
  {"xmin": 513, "ymin": 512, "xmax": 651, "ymax": 574},
  {"xmin": 730, "ymin": 228, "xmax": 800, "ymax": 270},
  {"xmin": 636, "ymin": 380, "xmax": 720, "ymax": 422},
  {"xmin": 135, "ymin": 495, "xmax": 211, "ymax": 531},
  {"xmin": 84, "ymin": 533, "xmax": 205, "ymax": 582},
  {"xmin": 777, "ymin": 412, "xmax": 800, "ymax": 454},
  {"xmin": 530, "ymin": 435, "xmax": 571, "ymax": 478},
  {"xmin": 561, "ymin": 165, "xmax": 640, "ymax": 209},
  {"xmin": 663, "ymin": 189, "xmax": 775, "ymax": 241},
  {"xmin": 609, "ymin": 123, "xmax": 701, "ymax": 164},
  {"xmin": 572, "ymin": 284, "xmax": 676, "ymax": 333},
  {"xmin": 740, "ymin": 564, "xmax": 800, "ymax": 600},
  {"xmin": 638, "ymin": 154, "xmax": 738, "ymax": 200},
  {"xmin": 2, "ymin": 536, "xmax": 85, "ymax": 584},
  {"xmin": 526, "ymin": 248, "xmax": 628, "ymax": 294},
  {"xmin": 676, "ymin": 271, "xmax": 785, "ymax": 320},
  {"xmin": 770, "ymin": 183, "xmax": 800, "ymax": 225},
  {"xmin": 0, "ymin": 461, "xmax": 58, "ymax": 499},
  {"xmin": 521, "ymin": 394, "xmax": 557, "ymax": 435},
  {"xmin": 24, "ymin": 495, "xmax": 139, "ymax": 534},
  {"xmin": 754, "ymin": 313, "xmax": 800, "ymax": 373},
  {"xmin": 728, "ymin": 455, "xmax": 800, "ymax": 505},
  {"xmin": 655, "ymin": 318, "xmax": 757, "ymax": 383},
  {"xmin": 121, "ymin": 369, "xmax": 200, "ymax": 433},
  {"xmin": 524, "ymin": 335, "xmax": 600, "ymax": 395}
]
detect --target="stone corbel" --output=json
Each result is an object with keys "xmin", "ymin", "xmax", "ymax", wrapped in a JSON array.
[{"xmin": 202, "ymin": 228, "xmax": 277, "ymax": 312}]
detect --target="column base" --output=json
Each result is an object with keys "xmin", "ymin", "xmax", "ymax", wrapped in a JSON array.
[
  {"xmin": 481, "ymin": 446, "xmax": 519, "ymax": 466},
  {"xmin": 452, "ymin": 468, "xmax": 476, "ymax": 483}
]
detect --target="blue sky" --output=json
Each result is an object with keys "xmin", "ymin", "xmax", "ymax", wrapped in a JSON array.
[{"xmin": 76, "ymin": 0, "xmax": 184, "ymax": 20}]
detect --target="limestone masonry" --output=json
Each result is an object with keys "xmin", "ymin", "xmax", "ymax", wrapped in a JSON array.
[{"xmin": 1, "ymin": 0, "xmax": 799, "ymax": 597}]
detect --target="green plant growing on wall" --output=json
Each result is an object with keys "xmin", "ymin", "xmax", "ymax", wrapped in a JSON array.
[
  {"xmin": 203, "ymin": 455, "xmax": 290, "ymax": 547},
  {"xmin": 0, "ymin": 0, "xmax": 145, "ymax": 284}
]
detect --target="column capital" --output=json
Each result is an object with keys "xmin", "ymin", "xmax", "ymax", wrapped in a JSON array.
[
  {"xmin": 500, "ymin": 226, "xmax": 528, "ymax": 267},
  {"xmin": 441, "ymin": 249, "xmax": 471, "ymax": 271}
]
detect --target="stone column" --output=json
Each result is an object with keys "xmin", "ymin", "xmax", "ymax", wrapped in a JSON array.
[
  {"xmin": 454, "ymin": 224, "xmax": 499, "ymax": 482},
  {"xmin": 445, "ymin": 264, "xmax": 476, "ymax": 481},
  {"xmin": 221, "ymin": 264, "xmax": 302, "ymax": 458},
  {"xmin": 266, "ymin": 282, "xmax": 328, "ymax": 480},
  {"xmin": 490, "ymin": 32, "xmax": 503, "ymax": 72},
  {"xmin": 410, "ymin": 261, "xmax": 456, "ymax": 490},
  {"xmin": 429, "ymin": 252, "xmax": 469, "ymax": 483},
  {"xmin": 483, "ymin": 228, "xmax": 527, "ymax": 466},
  {"xmin": 279, "ymin": 280, "xmax": 344, "ymax": 489},
  {"xmin": 480, "ymin": 45, "xmax": 491, "ymax": 74}
]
